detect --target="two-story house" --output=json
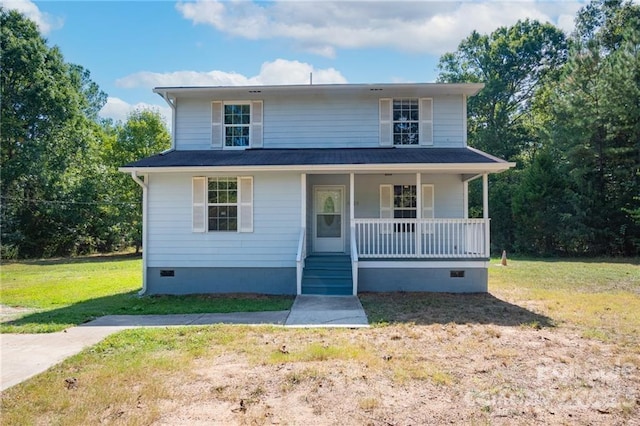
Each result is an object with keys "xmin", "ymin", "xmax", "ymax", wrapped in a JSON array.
[{"xmin": 120, "ymin": 83, "xmax": 514, "ymax": 296}]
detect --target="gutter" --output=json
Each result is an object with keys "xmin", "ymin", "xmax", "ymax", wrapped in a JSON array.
[{"xmin": 130, "ymin": 171, "xmax": 148, "ymax": 296}]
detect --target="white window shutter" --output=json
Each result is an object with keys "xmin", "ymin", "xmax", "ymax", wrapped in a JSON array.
[
  {"xmin": 251, "ymin": 101, "xmax": 263, "ymax": 148},
  {"xmin": 211, "ymin": 101, "xmax": 223, "ymax": 148},
  {"xmin": 419, "ymin": 98, "xmax": 433, "ymax": 146},
  {"xmin": 380, "ymin": 184, "xmax": 393, "ymax": 234},
  {"xmin": 421, "ymin": 184, "xmax": 434, "ymax": 218},
  {"xmin": 422, "ymin": 184, "xmax": 434, "ymax": 234},
  {"xmin": 379, "ymin": 98, "xmax": 393, "ymax": 146},
  {"xmin": 238, "ymin": 176, "xmax": 253, "ymax": 233},
  {"xmin": 193, "ymin": 177, "xmax": 207, "ymax": 233}
]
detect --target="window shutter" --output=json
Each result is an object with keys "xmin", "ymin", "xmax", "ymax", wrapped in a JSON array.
[
  {"xmin": 379, "ymin": 98, "xmax": 392, "ymax": 146},
  {"xmin": 380, "ymin": 184, "xmax": 393, "ymax": 234},
  {"xmin": 193, "ymin": 177, "xmax": 207, "ymax": 233},
  {"xmin": 250, "ymin": 101, "xmax": 263, "ymax": 148},
  {"xmin": 419, "ymin": 98, "xmax": 433, "ymax": 146},
  {"xmin": 211, "ymin": 101, "xmax": 223, "ymax": 148},
  {"xmin": 421, "ymin": 184, "xmax": 434, "ymax": 218},
  {"xmin": 422, "ymin": 184, "xmax": 434, "ymax": 234},
  {"xmin": 238, "ymin": 176, "xmax": 253, "ymax": 233}
]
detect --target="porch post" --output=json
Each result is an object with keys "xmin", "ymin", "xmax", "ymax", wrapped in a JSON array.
[
  {"xmin": 350, "ymin": 173, "xmax": 357, "ymax": 295},
  {"xmin": 416, "ymin": 172, "xmax": 422, "ymax": 256},
  {"xmin": 482, "ymin": 173, "xmax": 490, "ymax": 258},
  {"xmin": 349, "ymin": 173, "xmax": 355, "ymax": 223},
  {"xmin": 301, "ymin": 173, "xmax": 307, "ymax": 227}
]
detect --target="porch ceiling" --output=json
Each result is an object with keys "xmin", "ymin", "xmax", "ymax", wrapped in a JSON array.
[{"xmin": 120, "ymin": 147, "xmax": 515, "ymax": 174}]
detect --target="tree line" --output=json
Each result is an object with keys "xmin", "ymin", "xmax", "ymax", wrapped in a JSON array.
[
  {"xmin": 1, "ymin": 9, "xmax": 170, "ymax": 258},
  {"xmin": 1, "ymin": 0, "xmax": 639, "ymax": 258},
  {"xmin": 438, "ymin": 0, "xmax": 639, "ymax": 256}
]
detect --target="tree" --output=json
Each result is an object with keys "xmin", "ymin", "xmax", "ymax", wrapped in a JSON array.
[
  {"xmin": 437, "ymin": 20, "xmax": 568, "ymax": 253},
  {"xmin": 103, "ymin": 109, "xmax": 171, "ymax": 251},
  {"xmin": 551, "ymin": 0, "xmax": 640, "ymax": 255},
  {"xmin": 1, "ymin": 9, "xmax": 108, "ymax": 257},
  {"xmin": 437, "ymin": 19, "xmax": 567, "ymax": 160}
]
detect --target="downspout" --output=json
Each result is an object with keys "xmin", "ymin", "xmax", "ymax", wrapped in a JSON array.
[
  {"xmin": 131, "ymin": 171, "xmax": 148, "ymax": 296},
  {"xmin": 157, "ymin": 91, "xmax": 176, "ymax": 153}
]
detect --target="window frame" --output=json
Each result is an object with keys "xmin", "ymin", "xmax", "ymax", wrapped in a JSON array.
[
  {"xmin": 380, "ymin": 183, "xmax": 435, "ymax": 233},
  {"xmin": 392, "ymin": 99, "xmax": 420, "ymax": 146},
  {"xmin": 207, "ymin": 176, "xmax": 239, "ymax": 232},
  {"xmin": 223, "ymin": 102, "xmax": 251, "ymax": 150},
  {"xmin": 192, "ymin": 176, "xmax": 253, "ymax": 233},
  {"xmin": 379, "ymin": 98, "xmax": 433, "ymax": 147}
]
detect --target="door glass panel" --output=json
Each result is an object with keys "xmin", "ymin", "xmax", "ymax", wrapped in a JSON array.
[{"xmin": 317, "ymin": 214, "xmax": 341, "ymax": 237}]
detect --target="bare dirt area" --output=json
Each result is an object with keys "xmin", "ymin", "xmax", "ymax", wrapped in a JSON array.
[
  {"xmin": 0, "ymin": 304, "xmax": 36, "ymax": 323},
  {"xmin": 153, "ymin": 323, "xmax": 639, "ymax": 425}
]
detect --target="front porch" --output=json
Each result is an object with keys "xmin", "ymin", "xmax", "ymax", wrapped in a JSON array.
[{"xmin": 296, "ymin": 171, "xmax": 493, "ymax": 295}]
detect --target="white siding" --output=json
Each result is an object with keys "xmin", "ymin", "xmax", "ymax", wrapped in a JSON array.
[
  {"xmin": 147, "ymin": 172, "xmax": 302, "ymax": 267},
  {"xmin": 433, "ymin": 96, "xmax": 465, "ymax": 147},
  {"xmin": 353, "ymin": 174, "xmax": 464, "ymax": 219},
  {"xmin": 175, "ymin": 98, "xmax": 212, "ymax": 150},
  {"xmin": 172, "ymin": 93, "xmax": 468, "ymax": 150}
]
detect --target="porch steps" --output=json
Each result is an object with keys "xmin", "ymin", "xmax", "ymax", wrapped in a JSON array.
[{"xmin": 302, "ymin": 255, "xmax": 353, "ymax": 296}]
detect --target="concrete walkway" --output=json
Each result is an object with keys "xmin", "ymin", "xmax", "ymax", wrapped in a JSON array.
[
  {"xmin": 284, "ymin": 295, "xmax": 369, "ymax": 327},
  {"xmin": 1, "ymin": 296, "xmax": 368, "ymax": 391}
]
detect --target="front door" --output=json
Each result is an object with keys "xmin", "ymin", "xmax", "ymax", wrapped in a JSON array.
[{"xmin": 313, "ymin": 186, "xmax": 344, "ymax": 252}]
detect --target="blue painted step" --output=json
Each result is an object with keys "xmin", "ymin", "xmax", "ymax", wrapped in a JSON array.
[{"xmin": 302, "ymin": 255, "xmax": 353, "ymax": 296}]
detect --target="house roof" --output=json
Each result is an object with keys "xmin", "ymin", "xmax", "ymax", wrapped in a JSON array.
[
  {"xmin": 153, "ymin": 83, "xmax": 485, "ymax": 98},
  {"xmin": 120, "ymin": 147, "xmax": 514, "ymax": 174}
]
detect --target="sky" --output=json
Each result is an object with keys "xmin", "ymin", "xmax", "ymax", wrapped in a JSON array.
[{"xmin": 3, "ymin": 0, "xmax": 590, "ymax": 127}]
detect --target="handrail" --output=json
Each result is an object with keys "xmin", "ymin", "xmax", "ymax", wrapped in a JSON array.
[
  {"xmin": 350, "ymin": 227, "xmax": 358, "ymax": 295},
  {"xmin": 295, "ymin": 227, "xmax": 306, "ymax": 295}
]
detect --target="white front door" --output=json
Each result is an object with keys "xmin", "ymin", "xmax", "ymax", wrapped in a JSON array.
[{"xmin": 313, "ymin": 186, "xmax": 344, "ymax": 253}]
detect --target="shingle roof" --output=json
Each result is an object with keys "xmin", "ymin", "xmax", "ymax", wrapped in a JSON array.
[{"xmin": 123, "ymin": 147, "xmax": 504, "ymax": 168}]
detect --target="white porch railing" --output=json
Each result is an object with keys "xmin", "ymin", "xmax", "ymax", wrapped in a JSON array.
[
  {"xmin": 352, "ymin": 218, "xmax": 489, "ymax": 258},
  {"xmin": 350, "ymin": 227, "xmax": 358, "ymax": 295},
  {"xmin": 295, "ymin": 227, "xmax": 306, "ymax": 294}
]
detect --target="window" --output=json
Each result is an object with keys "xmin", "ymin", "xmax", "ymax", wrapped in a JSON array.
[
  {"xmin": 393, "ymin": 185, "xmax": 416, "ymax": 232},
  {"xmin": 380, "ymin": 184, "xmax": 435, "ymax": 233},
  {"xmin": 393, "ymin": 100, "xmax": 419, "ymax": 145},
  {"xmin": 192, "ymin": 176, "xmax": 253, "ymax": 233},
  {"xmin": 211, "ymin": 101, "xmax": 263, "ymax": 149},
  {"xmin": 208, "ymin": 177, "xmax": 238, "ymax": 231},
  {"xmin": 393, "ymin": 185, "xmax": 417, "ymax": 218},
  {"xmin": 224, "ymin": 104, "xmax": 250, "ymax": 148},
  {"xmin": 379, "ymin": 98, "xmax": 433, "ymax": 146}
]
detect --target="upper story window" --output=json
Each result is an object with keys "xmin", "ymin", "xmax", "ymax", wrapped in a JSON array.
[
  {"xmin": 224, "ymin": 104, "xmax": 250, "ymax": 148},
  {"xmin": 212, "ymin": 101, "xmax": 263, "ymax": 149},
  {"xmin": 393, "ymin": 100, "xmax": 419, "ymax": 145},
  {"xmin": 379, "ymin": 98, "xmax": 433, "ymax": 147}
]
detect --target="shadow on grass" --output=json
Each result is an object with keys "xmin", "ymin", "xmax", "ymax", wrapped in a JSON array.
[
  {"xmin": 359, "ymin": 292, "xmax": 554, "ymax": 328},
  {"xmin": 1, "ymin": 292, "xmax": 295, "ymax": 333},
  {"xmin": 4, "ymin": 252, "xmax": 142, "ymax": 266}
]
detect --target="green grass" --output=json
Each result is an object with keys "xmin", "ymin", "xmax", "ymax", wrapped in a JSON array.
[
  {"xmin": 1, "ymin": 254, "xmax": 294, "ymax": 333},
  {"xmin": 488, "ymin": 257, "xmax": 640, "ymax": 345}
]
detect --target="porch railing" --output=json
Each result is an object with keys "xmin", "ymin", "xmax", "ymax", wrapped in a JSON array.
[
  {"xmin": 295, "ymin": 227, "xmax": 306, "ymax": 294},
  {"xmin": 352, "ymin": 218, "xmax": 489, "ymax": 259}
]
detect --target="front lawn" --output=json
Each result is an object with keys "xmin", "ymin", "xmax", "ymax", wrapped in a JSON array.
[
  {"xmin": 0, "ymin": 253, "xmax": 293, "ymax": 333},
  {"xmin": 1, "ymin": 256, "xmax": 638, "ymax": 424}
]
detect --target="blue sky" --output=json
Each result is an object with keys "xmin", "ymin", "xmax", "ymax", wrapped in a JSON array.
[{"xmin": 4, "ymin": 0, "xmax": 588, "ymax": 126}]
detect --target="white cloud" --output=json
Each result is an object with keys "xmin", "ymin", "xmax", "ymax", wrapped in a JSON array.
[
  {"xmin": 99, "ymin": 97, "xmax": 173, "ymax": 128},
  {"xmin": 116, "ymin": 58, "xmax": 347, "ymax": 88},
  {"xmin": 1, "ymin": 0, "xmax": 63, "ymax": 33},
  {"xmin": 176, "ymin": 0, "xmax": 583, "ymax": 56}
]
